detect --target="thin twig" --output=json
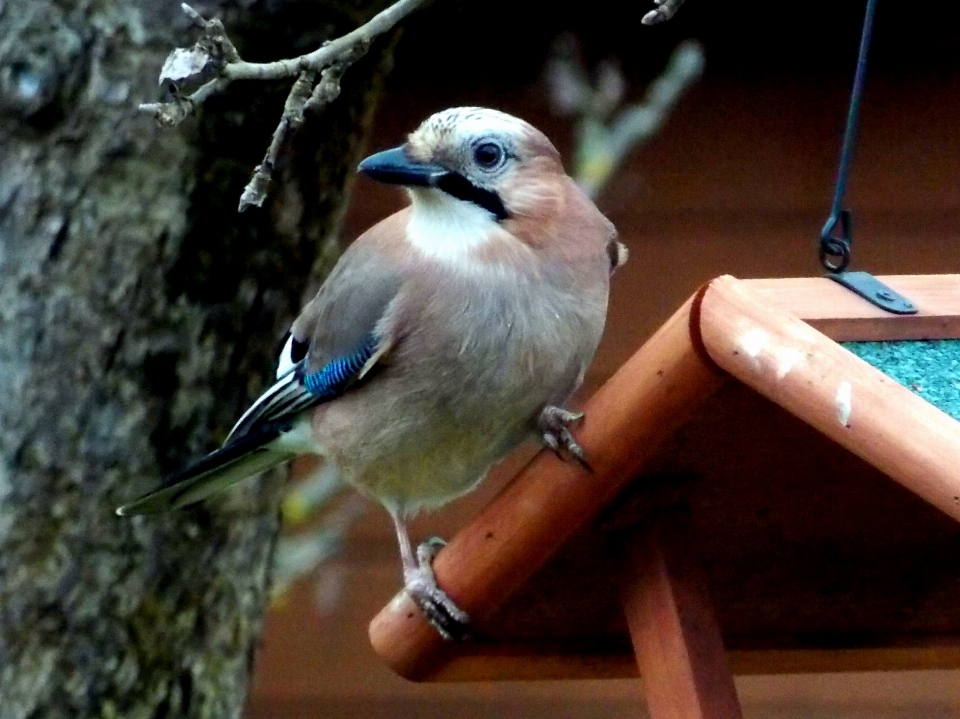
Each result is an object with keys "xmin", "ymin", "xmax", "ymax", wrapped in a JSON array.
[
  {"xmin": 140, "ymin": 0, "xmax": 430, "ymax": 209},
  {"xmin": 642, "ymin": 0, "xmax": 688, "ymax": 25},
  {"xmin": 606, "ymin": 40, "xmax": 705, "ymax": 162},
  {"xmin": 237, "ymin": 70, "xmax": 316, "ymax": 212},
  {"xmin": 179, "ymin": 2, "xmax": 206, "ymax": 28},
  {"xmin": 140, "ymin": 77, "xmax": 228, "ymax": 126},
  {"xmin": 225, "ymin": 0, "xmax": 424, "ymax": 81},
  {"xmin": 546, "ymin": 36, "xmax": 704, "ymax": 198},
  {"xmin": 237, "ymin": 40, "xmax": 371, "ymax": 211},
  {"xmin": 139, "ymin": 0, "xmax": 425, "ymax": 123}
]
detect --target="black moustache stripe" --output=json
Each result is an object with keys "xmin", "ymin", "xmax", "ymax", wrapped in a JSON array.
[{"xmin": 435, "ymin": 173, "xmax": 509, "ymax": 221}]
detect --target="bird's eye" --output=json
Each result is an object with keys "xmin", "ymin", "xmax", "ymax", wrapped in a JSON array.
[{"xmin": 473, "ymin": 142, "xmax": 504, "ymax": 170}]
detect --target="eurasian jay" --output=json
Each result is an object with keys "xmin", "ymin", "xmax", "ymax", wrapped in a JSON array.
[{"xmin": 117, "ymin": 107, "xmax": 626, "ymax": 639}]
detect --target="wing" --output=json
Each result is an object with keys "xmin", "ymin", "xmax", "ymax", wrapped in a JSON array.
[
  {"xmin": 117, "ymin": 422, "xmax": 293, "ymax": 515},
  {"xmin": 225, "ymin": 338, "xmax": 379, "ymax": 441},
  {"xmin": 226, "ymin": 229, "xmax": 404, "ymax": 443}
]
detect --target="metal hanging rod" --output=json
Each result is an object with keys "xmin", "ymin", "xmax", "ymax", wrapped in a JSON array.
[{"xmin": 818, "ymin": 0, "xmax": 917, "ymax": 315}]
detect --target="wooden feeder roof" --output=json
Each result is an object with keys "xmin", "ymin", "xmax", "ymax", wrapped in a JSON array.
[{"xmin": 369, "ymin": 275, "xmax": 960, "ymax": 682}]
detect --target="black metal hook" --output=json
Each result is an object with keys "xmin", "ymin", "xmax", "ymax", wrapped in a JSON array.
[
  {"xmin": 814, "ymin": 0, "xmax": 916, "ymax": 315},
  {"xmin": 819, "ymin": 209, "xmax": 852, "ymax": 273}
]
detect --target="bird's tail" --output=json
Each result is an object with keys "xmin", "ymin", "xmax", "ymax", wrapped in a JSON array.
[{"xmin": 116, "ymin": 423, "xmax": 295, "ymax": 516}]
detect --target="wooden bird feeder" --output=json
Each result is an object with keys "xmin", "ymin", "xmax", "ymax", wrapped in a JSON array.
[{"xmin": 368, "ymin": 274, "xmax": 960, "ymax": 718}]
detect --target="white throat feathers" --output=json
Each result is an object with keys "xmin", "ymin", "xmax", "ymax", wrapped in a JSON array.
[{"xmin": 406, "ymin": 188, "xmax": 500, "ymax": 264}]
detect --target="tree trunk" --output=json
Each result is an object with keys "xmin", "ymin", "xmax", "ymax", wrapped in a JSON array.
[{"xmin": 0, "ymin": 1, "xmax": 394, "ymax": 716}]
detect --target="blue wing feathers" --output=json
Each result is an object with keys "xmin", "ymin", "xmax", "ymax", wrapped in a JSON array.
[
  {"xmin": 302, "ymin": 339, "xmax": 376, "ymax": 398},
  {"xmin": 226, "ymin": 336, "xmax": 378, "ymax": 443}
]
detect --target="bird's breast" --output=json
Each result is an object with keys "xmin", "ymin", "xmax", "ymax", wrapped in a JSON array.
[
  {"xmin": 408, "ymin": 266, "xmax": 606, "ymax": 414},
  {"xmin": 315, "ymin": 257, "xmax": 609, "ymax": 513}
]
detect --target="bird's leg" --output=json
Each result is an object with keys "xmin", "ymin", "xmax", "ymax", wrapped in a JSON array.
[
  {"xmin": 538, "ymin": 405, "xmax": 593, "ymax": 471},
  {"xmin": 391, "ymin": 512, "xmax": 470, "ymax": 641}
]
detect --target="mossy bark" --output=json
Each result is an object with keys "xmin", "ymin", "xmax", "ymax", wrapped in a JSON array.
[{"xmin": 0, "ymin": 1, "xmax": 394, "ymax": 717}]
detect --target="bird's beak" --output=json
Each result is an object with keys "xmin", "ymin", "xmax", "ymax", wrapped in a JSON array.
[
  {"xmin": 358, "ymin": 144, "xmax": 511, "ymax": 221},
  {"xmin": 357, "ymin": 146, "xmax": 448, "ymax": 187}
]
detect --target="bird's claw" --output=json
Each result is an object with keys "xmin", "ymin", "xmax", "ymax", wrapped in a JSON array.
[
  {"xmin": 539, "ymin": 406, "xmax": 593, "ymax": 472},
  {"xmin": 404, "ymin": 536, "xmax": 471, "ymax": 641}
]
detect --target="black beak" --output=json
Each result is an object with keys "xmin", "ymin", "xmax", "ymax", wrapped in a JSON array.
[
  {"xmin": 358, "ymin": 145, "xmax": 510, "ymax": 221},
  {"xmin": 357, "ymin": 146, "xmax": 448, "ymax": 187}
]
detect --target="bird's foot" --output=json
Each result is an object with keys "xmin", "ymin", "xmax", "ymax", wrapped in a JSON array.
[
  {"xmin": 539, "ymin": 406, "xmax": 593, "ymax": 472},
  {"xmin": 403, "ymin": 537, "xmax": 471, "ymax": 641}
]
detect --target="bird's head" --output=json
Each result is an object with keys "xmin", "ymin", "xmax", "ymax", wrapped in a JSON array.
[{"xmin": 358, "ymin": 107, "xmax": 564, "ymax": 226}]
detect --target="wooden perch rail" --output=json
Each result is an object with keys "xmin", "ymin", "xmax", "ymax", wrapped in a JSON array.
[
  {"xmin": 742, "ymin": 274, "xmax": 960, "ymax": 341},
  {"xmin": 370, "ymin": 294, "xmax": 727, "ymax": 680},
  {"xmin": 369, "ymin": 274, "xmax": 960, "ymax": 689},
  {"xmin": 701, "ymin": 276, "xmax": 960, "ymax": 525}
]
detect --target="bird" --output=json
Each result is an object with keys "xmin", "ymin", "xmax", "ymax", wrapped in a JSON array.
[{"xmin": 117, "ymin": 107, "xmax": 626, "ymax": 639}]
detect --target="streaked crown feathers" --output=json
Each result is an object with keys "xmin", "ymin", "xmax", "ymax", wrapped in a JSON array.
[{"xmin": 407, "ymin": 107, "xmax": 561, "ymax": 171}]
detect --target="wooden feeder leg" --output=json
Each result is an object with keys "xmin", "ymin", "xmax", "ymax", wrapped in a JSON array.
[{"xmin": 620, "ymin": 514, "xmax": 743, "ymax": 719}]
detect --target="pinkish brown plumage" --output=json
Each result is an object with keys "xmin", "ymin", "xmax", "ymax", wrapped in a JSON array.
[{"xmin": 117, "ymin": 107, "xmax": 625, "ymax": 639}]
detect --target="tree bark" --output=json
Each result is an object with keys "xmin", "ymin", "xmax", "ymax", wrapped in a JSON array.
[{"xmin": 0, "ymin": 1, "xmax": 394, "ymax": 717}]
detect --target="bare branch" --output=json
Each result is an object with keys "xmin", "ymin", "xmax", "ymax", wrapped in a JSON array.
[
  {"xmin": 642, "ymin": 0, "xmax": 688, "ymax": 25},
  {"xmin": 592, "ymin": 59, "xmax": 626, "ymax": 119},
  {"xmin": 139, "ymin": 77, "xmax": 228, "ymax": 126},
  {"xmin": 545, "ymin": 33, "xmax": 593, "ymax": 117},
  {"xmin": 141, "ymin": 0, "xmax": 425, "ymax": 107},
  {"xmin": 304, "ymin": 66, "xmax": 344, "ymax": 114},
  {"xmin": 547, "ymin": 37, "xmax": 705, "ymax": 198},
  {"xmin": 237, "ymin": 70, "xmax": 316, "ymax": 212},
  {"xmin": 225, "ymin": 0, "xmax": 425, "ymax": 82},
  {"xmin": 179, "ymin": 4, "xmax": 241, "ymax": 64},
  {"xmin": 179, "ymin": 2, "xmax": 206, "ymax": 27},
  {"xmin": 607, "ymin": 40, "xmax": 705, "ymax": 159},
  {"xmin": 141, "ymin": 0, "xmax": 430, "ymax": 210},
  {"xmin": 303, "ymin": 41, "xmax": 367, "ymax": 114},
  {"xmin": 235, "ymin": 33, "xmax": 372, "ymax": 212}
]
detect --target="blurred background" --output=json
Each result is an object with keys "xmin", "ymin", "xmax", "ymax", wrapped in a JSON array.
[
  {"xmin": 245, "ymin": 0, "xmax": 960, "ymax": 717},
  {"xmin": 3, "ymin": 0, "xmax": 958, "ymax": 714}
]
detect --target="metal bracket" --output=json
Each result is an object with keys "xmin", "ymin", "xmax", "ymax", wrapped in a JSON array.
[
  {"xmin": 814, "ymin": 1, "xmax": 918, "ymax": 318},
  {"xmin": 826, "ymin": 271, "xmax": 918, "ymax": 314}
]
